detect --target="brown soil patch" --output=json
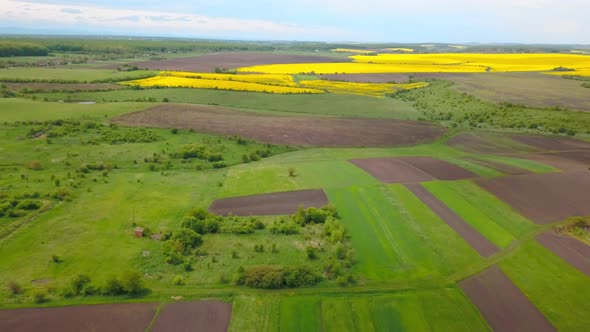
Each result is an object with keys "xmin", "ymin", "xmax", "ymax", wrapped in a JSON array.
[
  {"xmin": 113, "ymin": 104, "xmax": 444, "ymax": 147},
  {"xmin": 446, "ymin": 132, "xmax": 538, "ymax": 154},
  {"xmin": 1, "ymin": 82, "xmax": 122, "ymax": 92},
  {"xmin": 350, "ymin": 157, "xmax": 475, "ymax": 183},
  {"xmin": 209, "ymin": 189, "xmax": 329, "ymax": 216},
  {"xmin": 476, "ymin": 171, "xmax": 590, "ymax": 224},
  {"xmin": 151, "ymin": 301, "xmax": 232, "ymax": 332},
  {"xmin": 537, "ymin": 232, "xmax": 590, "ymax": 277},
  {"xmin": 510, "ymin": 134, "xmax": 590, "ymax": 152},
  {"xmin": 319, "ymin": 74, "xmax": 411, "ymax": 83},
  {"xmin": 350, "ymin": 158, "xmax": 434, "ymax": 183},
  {"xmin": 521, "ymin": 151, "xmax": 590, "ymax": 172},
  {"xmin": 460, "ymin": 265, "xmax": 556, "ymax": 332},
  {"xmin": 462, "ymin": 157, "xmax": 530, "ymax": 175},
  {"xmin": 0, "ymin": 303, "xmax": 157, "ymax": 332},
  {"xmin": 405, "ymin": 183, "xmax": 499, "ymax": 257},
  {"xmin": 116, "ymin": 52, "xmax": 346, "ymax": 72}
]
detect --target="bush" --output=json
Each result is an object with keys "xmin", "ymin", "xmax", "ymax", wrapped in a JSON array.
[
  {"xmin": 269, "ymin": 218, "xmax": 299, "ymax": 235},
  {"xmin": 293, "ymin": 206, "xmax": 338, "ymax": 225},
  {"xmin": 7, "ymin": 281, "xmax": 23, "ymax": 295},
  {"xmin": 33, "ymin": 290, "xmax": 48, "ymax": 304},
  {"xmin": 71, "ymin": 274, "xmax": 93, "ymax": 296},
  {"xmin": 102, "ymin": 277, "xmax": 124, "ymax": 296},
  {"xmin": 288, "ymin": 167, "xmax": 296, "ymax": 177},
  {"xmin": 119, "ymin": 270, "xmax": 144, "ymax": 295},
  {"xmin": 306, "ymin": 246, "xmax": 318, "ymax": 259},
  {"xmin": 26, "ymin": 160, "xmax": 43, "ymax": 170},
  {"xmin": 181, "ymin": 216, "xmax": 220, "ymax": 234},
  {"xmin": 172, "ymin": 275, "xmax": 185, "ymax": 286},
  {"xmin": 15, "ymin": 199, "xmax": 42, "ymax": 210},
  {"xmin": 235, "ymin": 265, "xmax": 322, "ymax": 289}
]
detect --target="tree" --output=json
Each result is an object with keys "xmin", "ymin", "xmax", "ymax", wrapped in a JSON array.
[
  {"xmin": 120, "ymin": 270, "xmax": 144, "ymax": 295},
  {"xmin": 170, "ymin": 228, "xmax": 203, "ymax": 253}
]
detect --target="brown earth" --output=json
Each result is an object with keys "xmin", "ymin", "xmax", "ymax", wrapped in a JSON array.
[
  {"xmin": 114, "ymin": 52, "xmax": 346, "ymax": 72},
  {"xmin": 0, "ymin": 303, "xmax": 157, "ymax": 332},
  {"xmin": 397, "ymin": 157, "xmax": 477, "ymax": 180},
  {"xmin": 349, "ymin": 158, "xmax": 434, "ymax": 183},
  {"xmin": 537, "ymin": 232, "xmax": 590, "ymax": 277},
  {"xmin": 350, "ymin": 157, "xmax": 475, "ymax": 183},
  {"xmin": 462, "ymin": 157, "xmax": 530, "ymax": 175},
  {"xmin": 412, "ymin": 72, "xmax": 590, "ymax": 112},
  {"xmin": 509, "ymin": 134, "xmax": 590, "ymax": 152},
  {"xmin": 1, "ymin": 82, "xmax": 122, "ymax": 92},
  {"xmin": 319, "ymin": 74, "xmax": 412, "ymax": 83},
  {"xmin": 113, "ymin": 104, "xmax": 445, "ymax": 147},
  {"xmin": 521, "ymin": 151, "xmax": 590, "ymax": 171},
  {"xmin": 209, "ymin": 189, "xmax": 329, "ymax": 216},
  {"xmin": 151, "ymin": 301, "xmax": 232, "ymax": 332},
  {"xmin": 405, "ymin": 183, "xmax": 499, "ymax": 257},
  {"xmin": 459, "ymin": 265, "xmax": 556, "ymax": 332},
  {"xmin": 476, "ymin": 171, "xmax": 590, "ymax": 224},
  {"xmin": 446, "ymin": 132, "xmax": 539, "ymax": 154}
]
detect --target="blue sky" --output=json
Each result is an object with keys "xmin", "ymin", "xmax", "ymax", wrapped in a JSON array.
[{"xmin": 1, "ymin": 0, "xmax": 589, "ymax": 44}]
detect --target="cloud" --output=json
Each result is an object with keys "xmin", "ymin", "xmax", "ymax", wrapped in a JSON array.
[{"xmin": 0, "ymin": 0, "xmax": 347, "ymax": 40}]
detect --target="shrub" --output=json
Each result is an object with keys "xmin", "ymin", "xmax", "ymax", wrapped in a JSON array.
[
  {"xmin": 170, "ymin": 229, "xmax": 203, "ymax": 253},
  {"xmin": 51, "ymin": 255, "xmax": 61, "ymax": 263},
  {"xmin": 172, "ymin": 275, "xmax": 185, "ymax": 286},
  {"xmin": 33, "ymin": 290, "xmax": 48, "ymax": 303},
  {"xmin": 235, "ymin": 265, "xmax": 322, "ymax": 289},
  {"xmin": 16, "ymin": 199, "xmax": 42, "ymax": 210},
  {"xmin": 71, "ymin": 274, "xmax": 92, "ymax": 296},
  {"xmin": 102, "ymin": 277, "xmax": 124, "ymax": 295},
  {"xmin": 306, "ymin": 246, "xmax": 318, "ymax": 259},
  {"xmin": 288, "ymin": 167, "xmax": 296, "ymax": 177},
  {"xmin": 7, "ymin": 281, "xmax": 23, "ymax": 295},
  {"xmin": 293, "ymin": 206, "xmax": 338, "ymax": 225},
  {"xmin": 269, "ymin": 218, "xmax": 299, "ymax": 235},
  {"xmin": 26, "ymin": 160, "xmax": 43, "ymax": 170},
  {"xmin": 119, "ymin": 270, "xmax": 144, "ymax": 295},
  {"xmin": 181, "ymin": 216, "xmax": 220, "ymax": 234}
]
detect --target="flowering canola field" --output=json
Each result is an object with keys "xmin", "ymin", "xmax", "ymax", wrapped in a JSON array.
[
  {"xmin": 299, "ymin": 80, "xmax": 428, "ymax": 97},
  {"xmin": 331, "ymin": 48, "xmax": 376, "ymax": 54},
  {"xmin": 124, "ymin": 75, "xmax": 324, "ymax": 94},
  {"xmin": 388, "ymin": 48, "xmax": 414, "ymax": 52},
  {"xmin": 160, "ymin": 71, "xmax": 298, "ymax": 87},
  {"xmin": 237, "ymin": 53, "xmax": 590, "ymax": 74}
]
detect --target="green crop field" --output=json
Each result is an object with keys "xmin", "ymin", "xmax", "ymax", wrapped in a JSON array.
[{"xmin": 0, "ymin": 67, "xmax": 157, "ymax": 82}]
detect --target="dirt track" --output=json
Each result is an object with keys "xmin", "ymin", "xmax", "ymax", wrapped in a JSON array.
[
  {"xmin": 537, "ymin": 232, "xmax": 590, "ymax": 277},
  {"xmin": 113, "ymin": 104, "xmax": 445, "ymax": 147},
  {"xmin": 0, "ymin": 303, "xmax": 157, "ymax": 332},
  {"xmin": 151, "ymin": 301, "xmax": 232, "ymax": 332},
  {"xmin": 350, "ymin": 157, "xmax": 475, "ymax": 183},
  {"xmin": 118, "ymin": 52, "xmax": 346, "ymax": 72},
  {"xmin": 210, "ymin": 189, "xmax": 329, "ymax": 216},
  {"xmin": 405, "ymin": 183, "xmax": 499, "ymax": 257},
  {"xmin": 460, "ymin": 265, "xmax": 556, "ymax": 332},
  {"xmin": 476, "ymin": 171, "xmax": 590, "ymax": 224}
]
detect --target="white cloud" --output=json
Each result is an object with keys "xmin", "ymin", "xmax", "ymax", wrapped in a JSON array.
[{"xmin": 0, "ymin": 0, "xmax": 347, "ymax": 40}]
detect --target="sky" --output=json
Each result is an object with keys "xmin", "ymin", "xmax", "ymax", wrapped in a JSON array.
[{"xmin": 1, "ymin": 0, "xmax": 589, "ymax": 44}]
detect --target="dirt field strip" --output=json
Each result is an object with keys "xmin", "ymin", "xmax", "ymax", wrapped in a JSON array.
[
  {"xmin": 462, "ymin": 157, "xmax": 530, "ymax": 175},
  {"xmin": 0, "ymin": 303, "xmax": 158, "ymax": 332},
  {"xmin": 116, "ymin": 52, "xmax": 346, "ymax": 72},
  {"xmin": 209, "ymin": 189, "xmax": 329, "ymax": 216},
  {"xmin": 459, "ymin": 265, "xmax": 556, "ymax": 332},
  {"xmin": 113, "ymin": 104, "xmax": 445, "ymax": 147},
  {"xmin": 521, "ymin": 151, "xmax": 590, "ymax": 172},
  {"xmin": 476, "ymin": 171, "xmax": 590, "ymax": 224},
  {"xmin": 151, "ymin": 301, "xmax": 232, "ymax": 332},
  {"xmin": 349, "ymin": 157, "xmax": 476, "ymax": 184},
  {"xmin": 446, "ymin": 132, "xmax": 539, "ymax": 154},
  {"xmin": 349, "ymin": 158, "xmax": 435, "ymax": 183},
  {"xmin": 537, "ymin": 232, "xmax": 590, "ymax": 277},
  {"xmin": 405, "ymin": 183, "xmax": 499, "ymax": 257},
  {"xmin": 509, "ymin": 134, "xmax": 590, "ymax": 152}
]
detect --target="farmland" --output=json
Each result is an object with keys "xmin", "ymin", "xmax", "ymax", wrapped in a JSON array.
[{"xmin": 0, "ymin": 37, "xmax": 590, "ymax": 332}]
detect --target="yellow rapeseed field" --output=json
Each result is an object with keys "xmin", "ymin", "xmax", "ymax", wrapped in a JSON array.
[
  {"xmin": 124, "ymin": 76, "xmax": 324, "ymax": 94},
  {"xmin": 160, "ymin": 71, "xmax": 297, "ymax": 86},
  {"xmin": 299, "ymin": 80, "xmax": 428, "ymax": 97},
  {"xmin": 238, "ymin": 53, "xmax": 590, "ymax": 74}
]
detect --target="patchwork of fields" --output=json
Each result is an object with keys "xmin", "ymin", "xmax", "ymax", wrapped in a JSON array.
[{"xmin": 1, "ymin": 46, "xmax": 590, "ymax": 332}]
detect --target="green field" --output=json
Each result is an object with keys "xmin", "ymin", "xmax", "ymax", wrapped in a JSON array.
[
  {"xmin": 0, "ymin": 67, "xmax": 157, "ymax": 82},
  {"xmin": 33, "ymin": 88, "xmax": 421, "ymax": 119}
]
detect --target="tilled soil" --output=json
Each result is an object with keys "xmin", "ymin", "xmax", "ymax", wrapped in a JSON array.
[
  {"xmin": 446, "ymin": 132, "xmax": 538, "ymax": 154},
  {"xmin": 209, "ymin": 189, "xmax": 329, "ymax": 216},
  {"xmin": 0, "ymin": 303, "xmax": 158, "ymax": 332},
  {"xmin": 459, "ymin": 265, "xmax": 556, "ymax": 332},
  {"xmin": 151, "ymin": 301, "xmax": 232, "ymax": 332},
  {"xmin": 116, "ymin": 52, "xmax": 346, "ymax": 72},
  {"xmin": 476, "ymin": 171, "xmax": 590, "ymax": 224},
  {"xmin": 113, "ymin": 104, "xmax": 445, "ymax": 147},
  {"xmin": 405, "ymin": 183, "xmax": 499, "ymax": 257},
  {"xmin": 537, "ymin": 232, "xmax": 590, "ymax": 277},
  {"xmin": 521, "ymin": 151, "xmax": 590, "ymax": 172},
  {"xmin": 509, "ymin": 134, "xmax": 590, "ymax": 152},
  {"xmin": 350, "ymin": 157, "xmax": 475, "ymax": 183},
  {"xmin": 462, "ymin": 157, "xmax": 530, "ymax": 175}
]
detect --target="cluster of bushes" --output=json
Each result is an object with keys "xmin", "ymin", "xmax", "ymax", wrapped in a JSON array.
[
  {"xmin": 233, "ymin": 265, "xmax": 322, "ymax": 289},
  {"xmin": 171, "ymin": 144, "xmax": 223, "ymax": 162},
  {"xmin": 391, "ymin": 80, "xmax": 590, "ymax": 135},
  {"xmin": 0, "ymin": 193, "xmax": 43, "ymax": 218},
  {"xmin": 241, "ymin": 149, "xmax": 272, "ymax": 163},
  {"xmin": 293, "ymin": 205, "xmax": 339, "ymax": 225}
]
